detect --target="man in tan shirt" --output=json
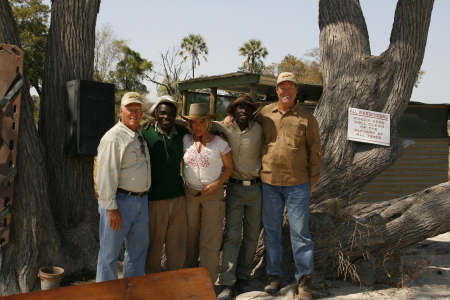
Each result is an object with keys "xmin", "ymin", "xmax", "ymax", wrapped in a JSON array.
[
  {"xmin": 257, "ymin": 72, "xmax": 322, "ymax": 300},
  {"xmin": 96, "ymin": 92, "xmax": 151, "ymax": 282}
]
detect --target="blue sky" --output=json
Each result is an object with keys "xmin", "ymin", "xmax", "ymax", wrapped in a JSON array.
[{"xmin": 43, "ymin": 0, "xmax": 450, "ymax": 104}]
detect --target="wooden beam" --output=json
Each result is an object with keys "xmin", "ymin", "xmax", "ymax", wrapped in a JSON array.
[
  {"xmin": 178, "ymin": 74, "xmax": 260, "ymax": 91},
  {"xmin": 182, "ymin": 90, "xmax": 188, "ymax": 116},
  {"xmin": 210, "ymin": 87, "xmax": 218, "ymax": 115},
  {"xmin": 3, "ymin": 268, "xmax": 215, "ymax": 300}
]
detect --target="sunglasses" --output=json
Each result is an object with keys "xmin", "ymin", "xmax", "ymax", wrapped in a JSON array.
[
  {"xmin": 138, "ymin": 135, "xmax": 146, "ymax": 155},
  {"xmin": 187, "ymin": 179, "xmax": 207, "ymax": 197}
]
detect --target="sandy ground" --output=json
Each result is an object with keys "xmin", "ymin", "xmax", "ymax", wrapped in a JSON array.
[
  {"xmin": 232, "ymin": 232, "xmax": 450, "ymax": 300},
  {"xmin": 37, "ymin": 233, "xmax": 450, "ymax": 299}
]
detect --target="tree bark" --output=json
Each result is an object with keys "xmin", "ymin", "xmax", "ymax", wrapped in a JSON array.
[
  {"xmin": 252, "ymin": 0, "xmax": 442, "ymax": 285},
  {"xmin": 0, "ymin": 0, "xmax": 101, "ymax": 296},
  {"xmin": 0, "ymin": 0, "xmax": 58, "ymax": 295},
  {"xmin": 38, "ymin": 0, "xmax": 101, "ymax": 273}
]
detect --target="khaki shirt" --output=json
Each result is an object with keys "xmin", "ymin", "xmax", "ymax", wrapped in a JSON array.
[
  {"xmin": 256, "ymin": 102, "xmax": 322, "ymax": 187},
  {"xmin": 213, "ymin": 121, "xmax": 263, "ymax": 180},
  {"xmin": 96, "ymin": 121, "xmax": 151, "ymax": 210}
]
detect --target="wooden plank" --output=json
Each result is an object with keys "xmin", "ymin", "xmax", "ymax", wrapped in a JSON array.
[{"xmin": 3, "ymin": 267, "xmax": 216, "ymax": 300}]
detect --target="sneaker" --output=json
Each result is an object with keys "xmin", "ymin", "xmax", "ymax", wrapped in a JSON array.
[
  {"xmin": 235, "ymin": 279, "xmax": 251, "ymax": 293},
  {"xmin": 217, "ymin": 285, "xmax": 234, "ymax": 300},
  {"xmin": 264, "ymin": 275, "xmax": 281, "ymax": 293},
  {"xmin": 296, "ymin": 275, "xmax": 312, "ymax": 300}
]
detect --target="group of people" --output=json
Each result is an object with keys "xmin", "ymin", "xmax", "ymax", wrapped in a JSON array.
[{"xmin": 95, "ymin": 72, "xmax": 322, "ymax": 300}]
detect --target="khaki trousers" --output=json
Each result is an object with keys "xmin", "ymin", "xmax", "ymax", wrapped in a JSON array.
[
  {"xmin": 145, "ymin": 196, "xmax": 187, "ymax": 274},
  {"xmin": 184, "ymin": 185, "xmax": 225, "ymax": 283}
]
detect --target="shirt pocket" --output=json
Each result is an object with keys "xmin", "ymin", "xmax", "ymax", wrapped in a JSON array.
[{"xmin": 286, "ymin": 123, "xmax": 306, "ymax": 148}]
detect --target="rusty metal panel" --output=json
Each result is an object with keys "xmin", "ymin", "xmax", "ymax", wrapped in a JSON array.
[
  {"xmin": 0, "ymin": 44, "xmax": 24, "ymax": 247},
  {"xmin": 358, "ymin": 139, "xmax": 450, "ymax": 203}
]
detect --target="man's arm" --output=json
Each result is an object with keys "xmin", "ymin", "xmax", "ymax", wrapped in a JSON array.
[{"xmin": 96, "ymin": 139, "xmax": 123, "ymax": 230}]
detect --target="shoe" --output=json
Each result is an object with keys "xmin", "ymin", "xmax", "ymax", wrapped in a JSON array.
[
  {"xmin": 217, "ymin": 285, "xmax": 234, "ymax": 300},
  {"xmin": 296, "ymin": 275, "xmax": 312, "ymax": 300},
  {"xmin": 235, "ymin": 279, "xmax": 251, "ymax": 293},
  {"xmin": 264, "ymin": 275, "xmax": 281, "ymax": 293}
]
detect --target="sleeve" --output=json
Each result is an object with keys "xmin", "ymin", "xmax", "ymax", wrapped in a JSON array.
[
  {"xmin": 96, "ymin": 138, "xmax": 122, "ymax": 210},
  {"xmin": 218, "ymin": 138, "xmax": 231, "ymax": 155},
  {"xmin": 306, "ymin": 114, "xmax": 322, "ymax": 187}
]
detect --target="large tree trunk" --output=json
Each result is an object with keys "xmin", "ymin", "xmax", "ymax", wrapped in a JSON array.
[
  {"xmin": 0, "ymin": 0, "xmax": 101, "ymax": 296},
  {"xmin": 253, "ymin": 0, "xmax": 444, "ymax": 286},
  {"xmin": 0, "ymin": 0, "xmax": 58, "ymax": 295},
  {"xmin": 38, "ymin": 0, "xmax": 101, "ymax": 274}
]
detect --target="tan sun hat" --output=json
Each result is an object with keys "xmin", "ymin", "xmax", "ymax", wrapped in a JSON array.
[
  {"xmin": 277, "ymin": 72, "xmax": 297, "ymax": 85},
  {"xmin": 149, "ymin": 95, "xmax": 180, "ymax": 117},
  {"xmin": 226, "ymin": 95, "xmax": 261, "ymax": 115},
  {"xmin": 121, "ymin": 92, "xmax": 144, "ymax": 107},
  {"xmin": 182, "ymin": 103, "xmax": 219, "ymax": 120}
]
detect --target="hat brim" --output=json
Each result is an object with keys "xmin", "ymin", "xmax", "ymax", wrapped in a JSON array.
[
  {"xmin": 149, "ymin": 100, "xmax": 180, "ymax": 117},
  {"xmin": 181, "ymin": 113, "xmax": 219, "ymax": 120},
  {"xmin": 226, "ymin": 99, "xmax": 261, "ymax": 115}
]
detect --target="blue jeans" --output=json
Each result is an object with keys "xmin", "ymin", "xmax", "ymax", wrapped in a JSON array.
[
  {"xmin": 96, "ymin": 192, "xmax": 149, "ymax": 282},
  {"xmin": 262, "ymin": 182, "xmax": 313, "ymax": 281}
]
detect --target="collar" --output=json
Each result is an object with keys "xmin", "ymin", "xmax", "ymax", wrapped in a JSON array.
[
  {"xmin": 118, "ymin": 120, "xmax": 142, "ymax": 138},
  {"xmin": 232, "ymin": 119, "xmax": 254, "ymax": 133},
  {"xmin": 155, "ymin": 121, "xmax": 178, "ymax": 139},
  {"xmin": 270, "ymin": 102, "xmax": 303, "ymax": 114}
]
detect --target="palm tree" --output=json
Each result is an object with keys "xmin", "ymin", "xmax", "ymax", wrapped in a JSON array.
[
  {"xmin": 239, "ymin": 39, "xmax": 269, "ymax": 73},
  {"xmin": 179, "ymin": 34, "xmax": 208, "ymax": 79}
]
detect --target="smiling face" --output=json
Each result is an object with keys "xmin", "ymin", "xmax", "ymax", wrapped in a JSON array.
[
  {"xmin": 234, "ymin": 104, "xmax": 253, "ymax": 128},
  {"xmin": 155, "ymin": 103, "xmax": 176, "ymax": 134},
  {"xmin": 120, "ymin": 103, "xmax": 143, "ymax": 132},
  {"xmin": 190, "ymin": 118, "xmax": 207, "ymax": 137},
  {"xmin": 276, "ymin": 81, "xmax": 298, "ymax": 109}
]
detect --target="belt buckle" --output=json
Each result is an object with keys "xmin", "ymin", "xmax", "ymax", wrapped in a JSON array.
[{"xmin": 242, "ymin": 180, "xmax": 251, "ymax": 186}]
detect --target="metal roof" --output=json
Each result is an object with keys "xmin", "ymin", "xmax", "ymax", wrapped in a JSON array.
[{"xmin": 178, "ymin": 72, "xmax": 323, "ymax": 100}]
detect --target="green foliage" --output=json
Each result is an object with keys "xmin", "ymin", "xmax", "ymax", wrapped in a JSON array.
[
  {"xmin": 109, "ymin": 46, "xmax": 153, "ymax": 96},
  {"xmin": 237, "ymin": 61, "xmax": 266, "ymax": 74},
  {"xmin": 179, "ymin": 34, "xmax": 208, "ymax": 79},
  {"xmin": 238, "ymin": 39, "xmax": 269, "ymax": 73},
  {"xmin": 9, "ymin": 0, "xmax": 49, "ymax": 97},
  {"xmin": 415, "ymin": 70, "xmax": 426, "ymax": 88}
]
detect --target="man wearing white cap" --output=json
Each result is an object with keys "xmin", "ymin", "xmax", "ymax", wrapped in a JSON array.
[
  {"xmin": 96, "ymin": 92, "xmax": 151, "ymax": 282},
  {"xmin": 142, "ymin": 95, "xmax": 189, "ymax": 274}
]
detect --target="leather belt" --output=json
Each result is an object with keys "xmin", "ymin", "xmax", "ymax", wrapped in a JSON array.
[
  {"xmin": 229, "ymin": 177, "xmax": 261, "ymax": 186},
  {"xmin": 117, "ymin": 188, "xmax": 147, "ymax": 197}
]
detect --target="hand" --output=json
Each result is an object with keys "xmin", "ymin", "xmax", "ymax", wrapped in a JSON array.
[
  {"xmin": 143, "ymin": 119, "xmax": 156, "ymax": 130},
  {"xmin": 107, "ymin": 209, "xmax": 122, "ymax": 231},
  {"xmin": 221, "ymin": 116, "xmax": 234, "ymax": 127},
  {"xmin": 202, "ymin": 182, "xmax": 219, "ymax": 195},
  {"xmin": 213, "ymin": 131, "xmax": 228, "ymax": 142}
]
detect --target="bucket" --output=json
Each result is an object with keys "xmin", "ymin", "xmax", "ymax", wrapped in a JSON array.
[{"xmin": 38, "ymin": 267, "xmax": 64, "ymax": 290}]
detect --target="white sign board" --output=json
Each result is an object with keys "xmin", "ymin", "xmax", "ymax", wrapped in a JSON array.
[{"xmin": 347, "ymin": 107, "xmax": 390, "ymax": 146}]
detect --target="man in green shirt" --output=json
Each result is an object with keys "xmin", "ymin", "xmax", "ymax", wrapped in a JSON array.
[{"xmin": 142, "ymin": 95, "xmax": 189, "ymax": 274}]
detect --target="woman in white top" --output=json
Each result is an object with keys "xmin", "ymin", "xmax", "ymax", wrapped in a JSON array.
[{"xmin": 182, "ymin": 103, "xmax": 233, "ymax": 284}]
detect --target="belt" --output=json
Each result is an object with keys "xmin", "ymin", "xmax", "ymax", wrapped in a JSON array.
[
  {"xmin": 229, "ymin": 177, "xmax": 261, "ymax": 186},
  {"xmin": 117, "ymin": 188, "xmax": 147, "ymax": 197}
]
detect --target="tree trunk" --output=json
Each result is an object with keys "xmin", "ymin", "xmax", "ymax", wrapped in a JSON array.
[
  {"xmin": 0, "ymin": 0, "xmax": 101, "ymax": 296},
  {"xmin": 0, "ymin": 0, "xmax": 58, "ymax": 295},
  {"xmin": 252, "ymin": 0, "xmax": 443, "ymax": 285},
  {"xmin": 38, "ymin": 0, "xmax": 101, "ymax": 273}
]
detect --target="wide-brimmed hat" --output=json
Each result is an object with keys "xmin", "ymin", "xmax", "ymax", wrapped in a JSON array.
[
  {"xmin": 226, "ymin": 95, "xmax": 261, "ymax": 115},
  {"xmin": 182, "ymin": 103, "xmax": 219, "ymax": 120},
  {"xmin": 277, "ymin": 72, "xmax": 297, "ymax": 85},
  {"xmin": 121, "ymin": 92, "xmax": 144, "ymax": 107},
  {"xmin": 149, "ymin": 95, "xmax": 180, "ymax": 117}
]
